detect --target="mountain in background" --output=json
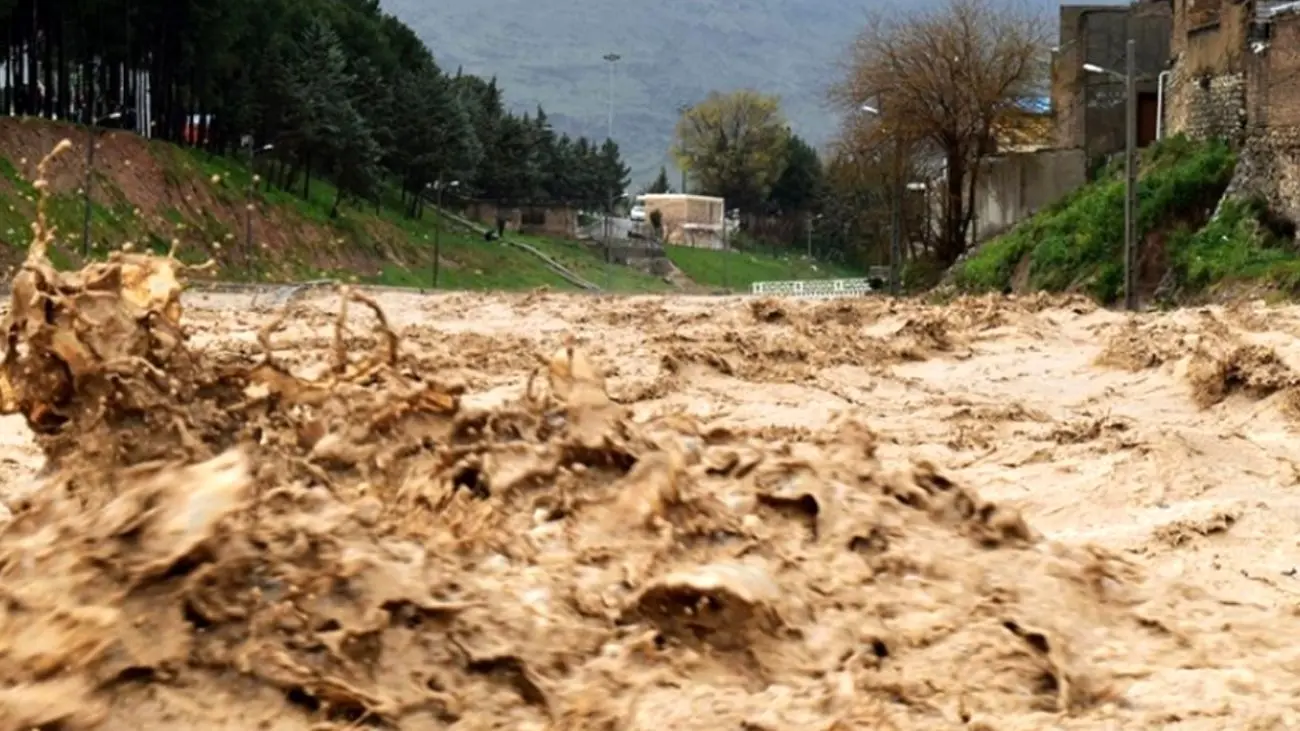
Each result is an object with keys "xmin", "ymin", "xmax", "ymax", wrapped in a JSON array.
[{"xmin": 380, "ymin": 0, "xmax": 1115, "ymax": 185}]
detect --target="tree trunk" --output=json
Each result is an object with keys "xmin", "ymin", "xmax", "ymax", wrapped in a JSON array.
[
  {"xmin": 56, "ymin": 13, "xmax": 69, "ymax": 121},
  {"xmin": 937, "ymin": 152, "xmax": 967, "ymax": 267},
  {"xmin": 40, "ymin": 6, "xmax": 52, "ymax": 118},
  {"xmin": 27, "ymin": 6, "xmax": 39, "ymax": 118}
]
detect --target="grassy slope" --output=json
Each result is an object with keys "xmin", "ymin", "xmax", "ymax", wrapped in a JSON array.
[
  {"xmin": 951, "ymin": 136, "xmax": 1300, "ymax": 303},
  {"xmin": 666, "ymin": 245, "xmax": 861, "ymax": 291},
  {"xmin": 0, "ymin": 117, "xmax": 673, "ymax": 291},
  {"xmin": 0, "ymin": 117, "xmax": 856, "ymax": 292}
]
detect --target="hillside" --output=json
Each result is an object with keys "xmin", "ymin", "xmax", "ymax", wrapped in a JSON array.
[
  {"xmin": 951, "ymin": 136, "xmax": 1300, "ymax": 303},
  {"xmin": 0, "ymin": 117, "xmax": 847, "ymax": 291},
  {"xmin": 380, "ymin": 0, "xmax": 1118, "ymax": 182}
]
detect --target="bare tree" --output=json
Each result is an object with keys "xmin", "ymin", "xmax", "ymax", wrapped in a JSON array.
[{"xmin": 831, "ymin": 0, "xmax": 1049, "ymax": 266}]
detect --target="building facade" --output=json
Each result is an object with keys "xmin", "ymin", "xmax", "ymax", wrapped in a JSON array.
[
  {"xmin": 1164, "ymin": 1, "xmax": 1300, "ymax": 222},
  {"xmin": 1051, "ymin": 2, "xmax": 1173, "ymax": 159}
]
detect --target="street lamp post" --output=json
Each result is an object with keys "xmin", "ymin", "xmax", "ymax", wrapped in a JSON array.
[
  {"xmin": 859, "ymin": 103, "xmax": 903, "ymax": 295},
  {"xmin": 602, "ymin": 52, "xmax": 621, "ymax": 293},
  {"xmin": 1084, "ymin": 37, "xmax": 1137, "ymax": 311},
  {"xmin": 432, "ymin": 178, "xmax": 459, "ymax": 288},
  {"xmin": 82, "ymin": 111, "xmax": 122, "ymax": 256},
  {"xmin": 246, "ymin": 143, "xmax": 273, "ymax": 272},
  {"xmin": 602, "ymin": 53, "xmax": 620, "ymax": 141}
]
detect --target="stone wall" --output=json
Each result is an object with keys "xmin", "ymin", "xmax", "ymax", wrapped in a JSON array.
[
  {"xmin": 1228, "ymin": 10, "xmax": 1300, "ymax": 225},
  {"xmin": 1166, "ymin": 68, "xmax": 1248, "ymax": 142}
]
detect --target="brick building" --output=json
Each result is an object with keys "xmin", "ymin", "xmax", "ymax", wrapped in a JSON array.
[
  {"xmin": 1164, "ymin": 1, "xmax": 1300, "ymax": 221},
  {"xmin": 1241, "ymin": 4, "xmax": 1300, "ymax": 222},
  {"xmin": 461, "ymin": 200, "xmax": 580, "ymax": 238},
  {"xmin": 1051, "ymin": 2, "xmax": 1172, "ymax": 159},
  {"xmin": 1163, "ymin": 0, "xmax": 1260, "ymax": 141}
]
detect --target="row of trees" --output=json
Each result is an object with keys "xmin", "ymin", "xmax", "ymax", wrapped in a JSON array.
[
  {"xmin": 0, "ymin": 0, "xmax": 630, "ymax": 215},
  {"xmin": 666, "ymin": 0, "xmax": 1048, "ymax": 273}
]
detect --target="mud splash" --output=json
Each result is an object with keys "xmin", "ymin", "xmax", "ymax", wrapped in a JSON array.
[{"xmin": 0, "ymin": 144, "xmax": 1300, "ymax": 729}]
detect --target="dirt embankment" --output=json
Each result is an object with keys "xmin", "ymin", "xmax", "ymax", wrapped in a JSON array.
[{"xmin": 0, "ymin": 117, "xmax": 422, "ymax": 279}]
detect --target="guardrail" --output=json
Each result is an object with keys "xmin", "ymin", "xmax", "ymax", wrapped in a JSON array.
[
  {"xmin": 429, "ymin": 206, "xmax": 601, "ymax": 291},
  {"xmin": 750, "ymin": 268, "xmax": 889, "ymax": 299}
]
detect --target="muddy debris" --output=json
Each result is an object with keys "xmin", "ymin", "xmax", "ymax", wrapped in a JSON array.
[{"xmin": 1, "ymin": 143, "xmax": 1300, "ymax": 729}]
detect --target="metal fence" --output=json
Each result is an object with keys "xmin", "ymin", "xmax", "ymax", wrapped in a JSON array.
[{"xmin": 750, "ymin": 267, "xmax": 890, "ymax": 300}]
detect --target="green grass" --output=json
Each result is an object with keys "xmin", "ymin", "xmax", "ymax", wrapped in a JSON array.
[
  {"xmin": 162, "ymin": 146, "xmax": 679, "ymax": 291},
  {"xmin": 0, "ymin": 120, "xmax": 860, "ymax": 294},
  {"xmin": 511, "ymin": 233, "xmax": 673, "ymax": 292},
  {"xmin": 953, "ymin": 135, "xmax": 1243, "ymax": 302},
  {"xmin": 1166, "ymin": 197, "xmax": 1300, "ymax": 295},
  {"xmin": 666, "ymin": 244, "xmax": 862, "ymax": 291}
]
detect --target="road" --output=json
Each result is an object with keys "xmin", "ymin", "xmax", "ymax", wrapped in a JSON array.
[{"xmin": 581, "ymin": 215, "xmax": 637, "ymax": 242}]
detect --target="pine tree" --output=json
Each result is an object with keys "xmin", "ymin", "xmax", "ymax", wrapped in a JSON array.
[
  {"xmin": 0, "ymin": 0, "xmax": 633, "ymax": 226},
  {"xmin": 648, "ymin": 166, "xmax": 672, "ymax": 194}
]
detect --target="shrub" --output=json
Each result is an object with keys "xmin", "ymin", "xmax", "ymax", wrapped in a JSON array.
[{"xmin": 952, "ymin": 135, "xmax": 1239, "ymax": 302}]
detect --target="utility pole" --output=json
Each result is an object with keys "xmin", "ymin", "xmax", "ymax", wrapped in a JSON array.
[
  {"xmin": 82, "ymin": 111, "xmax": 121, "ymax": 256},
  {"xmin": 1084, "ymin": 41, "xmax": 1138, "ymax": 310},
  {"xmin": 82, "ymin": 124, "xmax": 96, "ymax": 257},
  {"xmin": 859, "ymin": 101, "xmax": 901, "ymax": 295},
  {"xmin": 604, "ymin": 189, "xmax": 613, "ymax": 290},
  {"xmin": 722, "ymin": 207, "xmax": 730, "ymax": 290},
  {"xmin": 246, "ymin": 142, "xmax": 272, "ymax": 274},
  {"xmin": 602, "ymin": 52, "xmax": 620, "ymax": 292},
  {"xmin": 890, "ymin": 133, "xmax": 903, "ymax": 296},
  {"xmin": 432, "ymin": 178, "xmax": 458, "ymax": 288},
  {"xmin": 1124, "ymin": 38, "xmax": 1137, "ymax": 311},
  {"xmin": 676, "ymin": 103, "xmax": 690, "ymax": 193}
]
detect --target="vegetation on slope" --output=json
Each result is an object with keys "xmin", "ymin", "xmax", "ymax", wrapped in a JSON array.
[
  {"xmin": 1, "ymin": 0, "xmax": 631, "ymax": 233},
  {"xmin": 952, "ymin": 136, "xmax": 1300, "ymax": 303},
  {"xmin": 0, "ymin": 117, "xmax": 855, "ymax": 293},
  {"xmin": 0, "ymin": 118, "xmax": 669, "ymax": 291},
  {"xmin": 667, "ymin": 245, "xmax": 861, "ymax": 291}
]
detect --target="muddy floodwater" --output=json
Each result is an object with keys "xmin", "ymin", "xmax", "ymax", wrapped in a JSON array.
[{"xmin": 4, "ymin": 256, "xmax": 1300, "ymax": 730}]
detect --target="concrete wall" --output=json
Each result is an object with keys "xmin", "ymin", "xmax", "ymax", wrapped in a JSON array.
[
  {"xmin": 972, "ymin": 148, "xmax": 1089, "ymax": 241},
  {"xmin": 463, "ymin": 201, "xmax": 578, "ymax": 238},
  {"xmin": 639, "ymin": 194, "xmax": 726, "ymax": 248},
  {"xmin": 1052, "ymin": 2, "xmax": 1172, "ymax": 157}
]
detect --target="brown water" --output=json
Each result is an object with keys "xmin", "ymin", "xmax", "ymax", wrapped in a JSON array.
[
  {"xmin": 1, "ymin": 263, "xmax": 1300, "ymax": 730},
  {"xmin": 2, "ymin": 143, "xmax": 1300, "ymax": 730}
]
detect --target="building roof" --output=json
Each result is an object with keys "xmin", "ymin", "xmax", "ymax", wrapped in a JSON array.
[
  {"xmin": 1016, "ymin": 95, "xmax": 1052, "ymax": 114},
  {"xmin": 993, "ymin": 105, "xmax": 1054, "ymax": 152}
]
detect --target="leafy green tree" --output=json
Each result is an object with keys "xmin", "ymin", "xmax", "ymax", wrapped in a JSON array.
[{"xmin": 672, "ymin": 90, "xmax": 790, "ymax": 212}]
